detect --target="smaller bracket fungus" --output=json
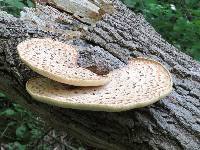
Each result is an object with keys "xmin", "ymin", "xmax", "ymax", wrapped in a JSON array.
[
  {"xmin": 17, "ymin": 38, "xmax": 110, "ymax": 86},
  {"xmin": 26, "ymin": 58, "xmax": 173, "ymax": 112}
]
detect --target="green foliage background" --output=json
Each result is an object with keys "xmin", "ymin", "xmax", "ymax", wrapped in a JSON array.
[
  {"xmin": 0, "ymin": 0, "xmax": 34, "ymax": 16},
  {"xmin": 0, "ymin": 93, "xmax": 45, "ymax": 149},
  {"xmin": 0, "ymin": 0, "xmax": 199, "ymax": 148},
  {"xmin": 121, "ymin": 0, "xmax": 200, "ymax": 61}
]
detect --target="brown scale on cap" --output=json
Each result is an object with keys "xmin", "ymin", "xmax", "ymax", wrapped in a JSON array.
[
  {"xmin": 26, "ymin": 58, "xmax": 173, "ymax": 112},
  {"xmin": 17, "ymin": 38, "xmax": 110, "ymax": 86}
]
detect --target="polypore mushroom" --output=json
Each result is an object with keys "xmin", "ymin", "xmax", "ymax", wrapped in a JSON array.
[
  {"xmin": 26, "ymin": 58, "xmax": 173, "ymax": 112},
  {"xmin": 17, "ymin": 38, "xmax": 110, "ymax": 86}
]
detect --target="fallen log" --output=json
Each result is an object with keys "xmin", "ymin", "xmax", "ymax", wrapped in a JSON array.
[{"xmin": 0, "ymin": 0, "xmax": 199, "ymax": 149}]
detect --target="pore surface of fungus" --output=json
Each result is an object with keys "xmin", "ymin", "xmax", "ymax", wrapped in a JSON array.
[
  {"xmin": 17, "ymin": 38, "xmax": 110, "ymax": 86},
  {"xmin": 26, "ymin": 58, "xmax": 173, "ymax": 112}
]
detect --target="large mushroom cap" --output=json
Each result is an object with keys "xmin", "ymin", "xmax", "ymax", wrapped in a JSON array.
[
  {"xmin": 17, "ymin": 38, "xmax": 110, "ymax": 86},
  {"xmin": 26, "ymin": 58, "xmax": 173, "ymax": 112}
]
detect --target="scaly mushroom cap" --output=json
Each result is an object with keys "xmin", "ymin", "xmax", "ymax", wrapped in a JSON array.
[
  {"xmin": 17, "ymin": 38, "xmax": 110, "ymax": 86},
  {"xmin": 26, "ymin": 58, "xmax": 173, "ymax": 112}
]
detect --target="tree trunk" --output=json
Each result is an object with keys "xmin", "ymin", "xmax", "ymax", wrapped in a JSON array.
[{"xmin": 0, "ymin": 1, "xmax": 200, "ymax": 149}]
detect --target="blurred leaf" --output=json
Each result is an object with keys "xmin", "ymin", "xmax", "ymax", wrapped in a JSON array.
[
  {"xmin": 8, "ymin": 142, "xmax": 26, "ymax": 150},
  {"xmin": 4, "ymin": 0, "xmax": 26, "ymax": 9},
  {"xmin": 78, "ymin": 147, "xmax": 86, "ymax": 150},
  {"xmin": 16, "ymin": 124, "xmax": 27, "ymax": 138},
  {"xmin": 123, "ymin": 0, "xmax": 138, "ymax": 7},
  {"xmin": 7, "ymin": 121, "xmax": 16, "ymax": 126},
  {"xmin": 31, "ymin": 128, "xmax": 42, "ymax": 139},
  {"xmin": 27, "ymin": 0, "xmax": 35, "ymax": 7},
  {"xmin": 0, "ymin": 92, "xmax": 6, "ymax": 98},
  {"xmin": 0, "ymin": 0, "xmax": 35, "ymax": 16},
  {"xmin": 0, "ymin": 109, "xmax": 15, "ymax": 116}
]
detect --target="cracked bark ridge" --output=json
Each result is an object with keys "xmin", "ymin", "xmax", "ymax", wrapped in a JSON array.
[
  {"xmin": 0, "ymin": 1, "xmax": 200, "ymax": 149},
  {"xmin": 76, "ymin": 43, "xmax": 125, "ymax": 75}
]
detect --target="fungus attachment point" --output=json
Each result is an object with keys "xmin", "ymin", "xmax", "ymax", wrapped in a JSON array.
[
  {"xmin": 26, "ymin": 58, "xmax": 173, "ymax": 112},
  {"xmin": 17, "ymin": 38, "xmax": 110, "ymax": 86}
]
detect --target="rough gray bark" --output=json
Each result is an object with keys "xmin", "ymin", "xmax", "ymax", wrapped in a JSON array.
[{"xmin": 0, "ymin": 1, "xmax": 200, "ymax": 149}]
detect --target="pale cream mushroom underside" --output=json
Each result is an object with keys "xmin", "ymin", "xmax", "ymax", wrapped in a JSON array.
[
  {"xmin": 26, "ymin": 58, "xmax": 173, "ymax": 112},
  {"xmin": 17, "ymin": 38, "xmax": 110, "ymax": 86}
]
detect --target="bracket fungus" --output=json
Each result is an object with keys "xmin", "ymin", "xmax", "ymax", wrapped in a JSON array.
[
  {"xmin": 17, "ymin": 38, "xmax": 110, "ymax": 86},
  {"xmin": 26, "ymin": 58, "xmax": 173, "ymax": 112}
]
